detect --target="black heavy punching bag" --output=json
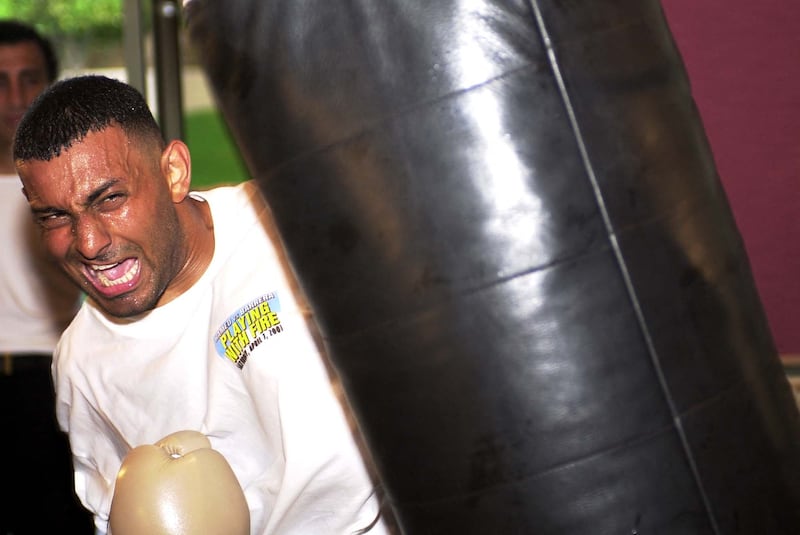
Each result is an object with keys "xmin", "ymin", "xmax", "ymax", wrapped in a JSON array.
[{"xmin": 185, "ymin": 1, "xmax": 800, "ymax": 533}]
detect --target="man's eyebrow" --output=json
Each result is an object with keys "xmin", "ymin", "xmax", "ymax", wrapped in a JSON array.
[
  {"xmin": 28, "ymin": 178, "xmax": 122, "ymax": 216},
  {"xmin": 86, "ymin": 179, "xmax": 121, "ymax": 205},
  {"xmin": 30, "ymin": 205, "xmax": 65, "ymax": 217}
]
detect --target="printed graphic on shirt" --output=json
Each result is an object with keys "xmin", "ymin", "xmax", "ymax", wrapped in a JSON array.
[{"xmin": 214, "ymin": 293, "xmax": 283, "ymax": 369}]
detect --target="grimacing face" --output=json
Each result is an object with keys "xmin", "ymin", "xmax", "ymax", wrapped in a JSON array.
[{"xmin": 16, "ymin": 125, "xmax": 189, "ymax": 318}]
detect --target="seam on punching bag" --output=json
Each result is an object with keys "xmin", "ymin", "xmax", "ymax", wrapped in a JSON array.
[{"xmin": 522, "ymin": 1, "xmax": 721, "ymax": 533}]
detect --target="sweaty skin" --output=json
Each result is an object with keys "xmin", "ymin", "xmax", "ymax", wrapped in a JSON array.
[{"xmin": 16, "ymin": 125, "xmax": 215, "ymax": 318}]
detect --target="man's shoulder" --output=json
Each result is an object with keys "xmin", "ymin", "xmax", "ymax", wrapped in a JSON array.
[
  {"xmin": 192, "ymin": 180, "xmax": 267, "ymax": 230},
  {"xmin": 192, "ymin": 180, "xmax": 263, "ymax": 208}
]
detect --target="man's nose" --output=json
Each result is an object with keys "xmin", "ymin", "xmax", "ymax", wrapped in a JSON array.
[
  {"xmin": 74, "ymin": 213, "xmax": 112, "ymax": 260},
  {"xmin": 7, "ymin": 79, "xmax": 25, "ymax": 107}
]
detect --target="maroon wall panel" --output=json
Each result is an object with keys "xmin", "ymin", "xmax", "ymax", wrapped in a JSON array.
[{"xmin": 661, "ymin": 0, "xmax": 800, "ymax": 354}]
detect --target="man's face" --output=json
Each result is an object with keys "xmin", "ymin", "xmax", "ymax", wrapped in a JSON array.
[
  {"xmin": 0, "ymin": 41, "xmax": 49, "ymax": 148},
  {"xmin": 16, "ymin": 125, "xmax": 187, "ymax": 318}
]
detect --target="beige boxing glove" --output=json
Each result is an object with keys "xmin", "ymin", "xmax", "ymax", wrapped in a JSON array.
[{"xmin": 109, "ymin": 430, "xmax": 249, "ymax": 535}]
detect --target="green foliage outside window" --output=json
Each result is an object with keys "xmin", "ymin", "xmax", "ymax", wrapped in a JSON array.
[{"xmin": 0, "ymin": 0, "xmax": 123, "ymax": 40}]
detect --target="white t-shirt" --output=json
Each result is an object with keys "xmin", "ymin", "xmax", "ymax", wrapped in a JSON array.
[
  {"xmin": 54, "ymin": 181, "xmax": 386, "ymax": 534},
  {"xmin": 0, "ymin": 174, "xmax": 80, "ymax": 354}
]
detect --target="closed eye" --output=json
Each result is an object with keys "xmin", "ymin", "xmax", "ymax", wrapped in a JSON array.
[
  {"xmin": 97, "ymin": 192, "xmax": 127, "ymax": 211},
  {"xmin": 35, "ymin": 210, "xmax": 71, "ymax": 230}
]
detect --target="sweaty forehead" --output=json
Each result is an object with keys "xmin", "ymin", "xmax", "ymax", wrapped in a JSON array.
[{"xmin": 18, "ymin": 126, "xmax": 154, "ymax": 202}]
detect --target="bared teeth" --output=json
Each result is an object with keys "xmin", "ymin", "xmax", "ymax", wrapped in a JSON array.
[
  {"xmin": 89, "ymin": 259, "xmax": 139, "ymax": 288},
  {"xmin": 96, "ymin": 268, "xmax": 136, "ymax": 287}
]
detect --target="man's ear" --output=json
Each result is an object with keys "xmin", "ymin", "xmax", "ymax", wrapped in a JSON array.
[{"xmin": 160, "ymin": 139, "xmax": 192, "ymax": 202}]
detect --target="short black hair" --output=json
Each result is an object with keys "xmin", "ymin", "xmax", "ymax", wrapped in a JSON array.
[
  {"xmin": 0, "ymin": 20, "xmax": 58, "ymax": 82},
  {"xmin": 14, "ymin": 75, "xmax": 165, "ymax": 162}
]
